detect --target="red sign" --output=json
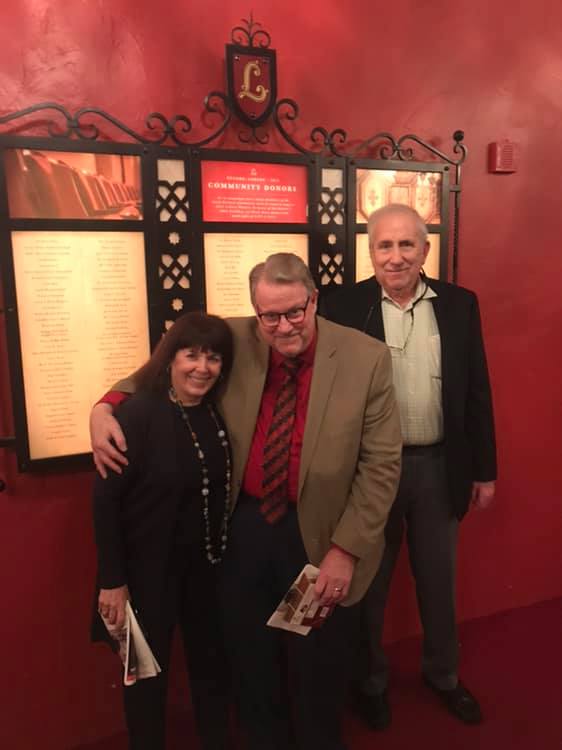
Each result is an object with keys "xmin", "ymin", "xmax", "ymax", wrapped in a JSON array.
[
  {"xmin": 201, "ymin": 161, "xmax": 308, "ymax": 223},
  {"xmin": 226, "ymin": 45, "xmax": 277, "ymax": 126}
]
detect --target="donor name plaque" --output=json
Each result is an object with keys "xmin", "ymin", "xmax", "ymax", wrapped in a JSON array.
[
  {"xmin": 11, "ymin": 230, "xmax": 150, "ymax": 460},
  {"xmin": 204, "ymin": 232, "xmax": 309, "ymax": 318}
]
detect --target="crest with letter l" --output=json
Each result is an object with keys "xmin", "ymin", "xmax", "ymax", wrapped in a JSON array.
[{"xmin": 226, "ymin": 44, "xmax": 277, "ymax": 127}]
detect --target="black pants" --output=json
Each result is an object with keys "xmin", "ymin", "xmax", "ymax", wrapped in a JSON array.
[
  {"xmin": 359, "ymin": 445, "xmax": 459, "ymax": 695},
  {"xmin": 219, "ymin": 497, "xmax": 358, "ymax": 750},
  {"xmin": 123, "ymin": 551, "xmax": 230, "ymax": 750}
]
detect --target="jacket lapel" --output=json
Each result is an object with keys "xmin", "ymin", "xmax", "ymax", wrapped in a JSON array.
[
  {"xmin": 298, "ymin": 318, "xmax": 337, "ymax": 497},
  {"xmin": 221, "ymin": 318, "xmax": 270, "ymax": 494},
  {"xmin": 428, "ymin": 281, "xmax": 450, "ymax": 405},
  {"xmin": 237, "ymin": 322, "xmax": 269, "ymax": 479},
  {"xmin": 365, "ymin": 280, "xmax": 385, "ymax": 342}
]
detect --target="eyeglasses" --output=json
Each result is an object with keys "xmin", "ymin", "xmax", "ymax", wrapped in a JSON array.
[
  {"xmin": 385, "ymin": 282, "xmax": 429, "ymax": 353},
  {"xmin": 387, "ymin": 310, "xmax": 415, "ymax": 353},
  {"xmin": 256, "ymin": 296, "xmax": 311, "ymax": 329}
]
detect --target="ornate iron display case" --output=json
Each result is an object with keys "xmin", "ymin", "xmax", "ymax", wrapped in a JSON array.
[{"xmin": 0, "ymin": 14, "xmax": 466, "ymax": 471}]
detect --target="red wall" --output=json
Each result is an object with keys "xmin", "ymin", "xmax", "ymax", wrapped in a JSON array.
[{"xmin": 1, "ymin": 1, "xmax": 562, "ymax": 748}]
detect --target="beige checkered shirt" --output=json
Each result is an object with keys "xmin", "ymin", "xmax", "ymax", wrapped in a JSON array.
[{"xmin": 382, "ymin": 279, "xmax": 443, "ymax": 446}]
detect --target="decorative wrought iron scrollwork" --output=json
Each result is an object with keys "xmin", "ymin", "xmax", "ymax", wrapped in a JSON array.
[
  {"xmin": 0, "ymin": 102, "xmax": 74, "ymax": 137},
  {"xmin": 0, "ymin": 25, "xmax": 467, "ymax": 165},
  {"xmin": 350, "ymin": 130, "xmax": 467, "ymax": 165},
  {"xmin": 2, "ymin": 103, "xmax": 51, "ymax": 136},
  {"xmin": 272, "ymin": 100, "xmax": 349, "ymax": 156},
  {"xmin": 310, "ymin": 126, "xmax": 348, "ymax": 157},
  {"xmin": 145, "ymin": 113, "xmax": 193, "ymax": 145},
  {"xmin": 395, "ymin": 130, "xmax": 467, "ymax": 165},
  {"xmin": 0, "ymin": 97, "xmax": 270, "ymax": 149},
  {"xmin": 349, "ymin": 131, "xmax": 400, "ymax": 160},
  {"xmin": 71, "ymin": 107, "xmax": 172, "ymax": 142},
  {"xmin": 0, "ymin": 101, "xmax": 187, "ymax": 144},
  {"xmin": 0, "ymin": 95, "xmax": 237, "ymax": 148},
  {"xmin": 0, "ymin": 106, "xmax": 466, "ymax": 161},
  {"xmin": 272, "ymin": 99, "xmax": 307, "ymax": 154},
  {"xmin": 452, "ymin": 129, "xmax": 467, "ymax": 162},
  {"xmin": 231, "ymin": 11, "xmax": 271, "ymax": 48},
  {"xmin": 238, "ymin": 126, "xmax": 269, "ymax": 145},
  {"xmin": 194, "ymin": 91, "xmax": 232, "ymax": 147}
]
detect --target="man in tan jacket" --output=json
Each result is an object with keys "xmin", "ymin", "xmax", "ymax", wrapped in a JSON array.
[{"xmin": 91, "ymin": 253, "xmax": 401, "ymax": 750}]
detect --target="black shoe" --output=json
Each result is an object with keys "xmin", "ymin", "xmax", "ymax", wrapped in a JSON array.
[
  {"xmin": 352, "ymin": 688, "xmax": 391, "ymax": 731},
  {"xmin": 423, "ymin": 676, "xmax": 483, "ymax": 724}
]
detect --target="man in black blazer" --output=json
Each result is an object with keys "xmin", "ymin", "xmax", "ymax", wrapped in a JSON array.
[{"xmin": 321, "ymin": 203, "xmax": 496, "ymax": 729}]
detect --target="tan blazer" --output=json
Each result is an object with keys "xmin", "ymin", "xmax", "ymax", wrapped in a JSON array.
[
  {"xmin": 219, "ymin": 316, "xmax": 402, "ymax": 605},
  {"xmin": 115, "ymin": 315, "xmax": 401, "ymax": 605}
]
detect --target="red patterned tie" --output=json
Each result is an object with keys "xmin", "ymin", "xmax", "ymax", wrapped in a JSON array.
[{"xmin": 260, "ymin": 357, "xmax": 301, "ymax": 523}]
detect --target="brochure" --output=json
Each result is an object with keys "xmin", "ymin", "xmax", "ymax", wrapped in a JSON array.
[
  {"xmin": 101, "ymin": 600, "xmax": 161, "ymax": 685},
  {"xmin": 267, "ymin": 564, "xmax": 334, "ymax": 636}
]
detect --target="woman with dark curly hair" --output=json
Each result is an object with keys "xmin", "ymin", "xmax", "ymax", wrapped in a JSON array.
[{"xmin": 91, "ymin": 311, "xmax": 233, "ymax": 750}]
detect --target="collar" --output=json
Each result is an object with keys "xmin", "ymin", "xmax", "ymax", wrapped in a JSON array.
[{"xmin": 381, "ymin": 276, "xmax": 437, "ymax": 310}]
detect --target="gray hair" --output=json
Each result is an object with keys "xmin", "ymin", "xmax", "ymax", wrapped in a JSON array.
[
  {"xmin": 367, "ymin": 204, "xmax": 428, "ymax": 248},
  {"xmin": 249, "ymin": 252, "xmax": 316, "ymax": 306}
]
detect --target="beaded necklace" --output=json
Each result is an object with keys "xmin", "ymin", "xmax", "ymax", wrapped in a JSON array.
[{"xmin": 169, "ymin": 387, "xmax": 231, "ymax": 565}]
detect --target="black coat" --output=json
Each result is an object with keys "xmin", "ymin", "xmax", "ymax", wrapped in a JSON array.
[
  {"xmin": 90, "ymin": 391, "xmax": 227, "ymax": 647},
  {"xmin": 321, "ymin": 276, "xmax": 497, "ymax": 519}
]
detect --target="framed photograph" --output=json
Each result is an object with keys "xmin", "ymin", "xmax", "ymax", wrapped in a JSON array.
[
  {"xmin": 4, "ymin": 148, "xmax": 143, "ymax": 220},
  {"xmin": 355, "ymin": 168, "xmax": 442, "ymax": 225}
]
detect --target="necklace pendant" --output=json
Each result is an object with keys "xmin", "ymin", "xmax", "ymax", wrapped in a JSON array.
[{"xmin": 173, "ymin": 397, "xmax": 230, "ymax": 567}]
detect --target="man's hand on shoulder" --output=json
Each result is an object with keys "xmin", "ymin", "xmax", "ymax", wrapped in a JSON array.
[
  {"xmin": 470, "ymin": 480, "xmax": 495, "ymax": 510},
  {"xmin": 90, "ymin": 402, "xmax": 128, "ymax": 478}
]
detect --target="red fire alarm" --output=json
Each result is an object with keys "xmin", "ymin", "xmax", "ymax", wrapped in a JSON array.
[{"xmin": 488, "ymin": 140, "xmax": 518, "ymax": 173}]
